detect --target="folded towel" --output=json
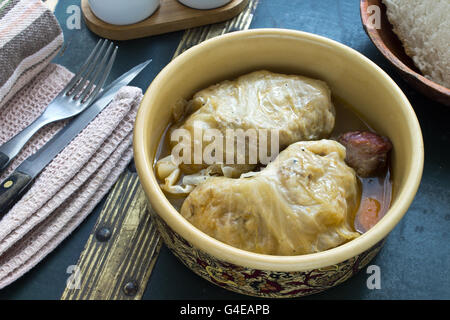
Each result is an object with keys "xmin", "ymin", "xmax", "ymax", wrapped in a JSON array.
[
  {"xmin": 0, "ymin": 64, "xmax": 143, "ymax": 289},
  {"xmin": 0, "ymin": 0, "xmax": 64, "ymax": 110}
]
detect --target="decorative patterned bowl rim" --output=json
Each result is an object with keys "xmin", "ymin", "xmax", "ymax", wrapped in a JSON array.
[{"xmin": 134, "ymin": 28, "xmax": 424, "ymax": 272}]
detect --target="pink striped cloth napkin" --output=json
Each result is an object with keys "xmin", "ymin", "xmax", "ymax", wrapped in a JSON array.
[
  {"xmin": 0, "ymin": 64, "xmax": 143, "ymax": 288},
  {"xmin": 0, "ymin": 0, "xmax": 64, "ymax": 110}
]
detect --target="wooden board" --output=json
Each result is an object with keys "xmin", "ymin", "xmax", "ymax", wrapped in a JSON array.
[{"xmin": 81, "ymin": 0, "xmax": 249, "ymax": 40}]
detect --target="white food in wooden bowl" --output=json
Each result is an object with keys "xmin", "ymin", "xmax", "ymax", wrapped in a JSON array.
[{"xmin": 382, "ymin": 0, "xmax": 450, "ymax": 89}]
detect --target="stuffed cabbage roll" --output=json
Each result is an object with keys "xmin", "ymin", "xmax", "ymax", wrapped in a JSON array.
[
  {"xmin": 156, "ymin": 70, "xmax": 335, "ymax": 194},
  {"xmin": 180, "ymin": 140, "xmax": 360, "ymax": 256}
]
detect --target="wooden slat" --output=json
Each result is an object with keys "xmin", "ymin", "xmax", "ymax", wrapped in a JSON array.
[
  {"xmin": 172, "ymin": 0, "xmax": 259, "ymax": 56},
  {"xmin": 61, "ymin": 171, "xmax": 161, "ymax": 300},
  {"xmin": 61, "ymin": 0, "xmax": 259, "ymax": 300}
]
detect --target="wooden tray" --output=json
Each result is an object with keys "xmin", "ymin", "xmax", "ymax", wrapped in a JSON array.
[{"xmin": 81, "ymin": 0, "xmax": 249, "ymax": 40}]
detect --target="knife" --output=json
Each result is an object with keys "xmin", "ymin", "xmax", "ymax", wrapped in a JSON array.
[{"xmin": 0, "ymin": 59, "xmax": 151, "ymax": 216}]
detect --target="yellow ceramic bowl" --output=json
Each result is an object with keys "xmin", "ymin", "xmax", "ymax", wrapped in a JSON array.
[{"xmin": 134, "ymin": 29, "xmax": 424, "ymax": 298}]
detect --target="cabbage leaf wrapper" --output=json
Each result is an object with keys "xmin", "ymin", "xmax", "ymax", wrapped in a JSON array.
[
  {"xmin": 156, "ymin": 71, "xmax": 335, "ymax": 195},
  {"xmin": 181, "ymin": 140, "xmax": 361, "ymax": 256}
]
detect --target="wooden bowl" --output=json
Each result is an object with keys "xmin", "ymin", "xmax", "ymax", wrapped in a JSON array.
[{"xmin": 360, "ymin": 0, "xmax": 450, "ymax": 106}]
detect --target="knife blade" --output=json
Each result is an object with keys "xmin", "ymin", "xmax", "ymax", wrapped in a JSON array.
[{"xmin": 0, "ymin": 59, "xmax": 151, "ymax": 216}]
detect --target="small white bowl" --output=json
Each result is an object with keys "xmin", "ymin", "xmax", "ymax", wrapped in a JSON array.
[
  {"xmin": 88, "ymin": 0, "xmax": 160, "ymax": 25},
  {"xmin": 178, "ymin": 0, "xmax": 232, "ymax": 10}
]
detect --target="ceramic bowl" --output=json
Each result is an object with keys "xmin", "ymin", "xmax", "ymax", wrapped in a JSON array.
[
  {"xmin": 178, "ymin": 0, "xmax": 232, "ymax": 10},
  {"xmin": 134, "ymin": 29, "xmax": 424, "ymax": 298},
  {"xmin": 88, "ymin": 0, "xmax": 160, "ymax": 25},
  {"xmin": 360, "ymin": 0, "xmax": 450, "ymax": 106}
]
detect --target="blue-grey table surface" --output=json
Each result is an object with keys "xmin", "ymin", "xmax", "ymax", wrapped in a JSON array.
[{"xmin": 0, "ymin": 0, "xmax": 449, "ymax": 300}]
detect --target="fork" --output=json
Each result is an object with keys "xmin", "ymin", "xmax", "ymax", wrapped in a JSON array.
[{"xmin": 0, "ymin": 39, "xmax": 118, "ymax": 174}]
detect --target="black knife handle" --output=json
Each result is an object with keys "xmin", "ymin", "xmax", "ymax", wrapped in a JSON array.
[
  {"xmin": 0, "ymin": 171, "xmax": 33, "ymax": 218},
  {"xmin": 0, "ymin": 152, "xmax": 9, "ymax": 175}
]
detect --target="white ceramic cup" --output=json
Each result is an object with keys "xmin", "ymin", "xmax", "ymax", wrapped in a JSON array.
[
  {"xmin": 177, "ymin": 0, "xmax": 232, "ymax": 10},
  {"xmin": 88, "ymin": 0, "xmax": 160, "ymax": 25}
]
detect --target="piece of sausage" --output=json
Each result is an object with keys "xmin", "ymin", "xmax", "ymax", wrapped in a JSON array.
[{"xmin": 338, "ymin": 131, "xmax": 393, "ymax": 177}]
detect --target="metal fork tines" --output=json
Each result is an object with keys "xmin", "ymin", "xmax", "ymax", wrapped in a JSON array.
[{"xmin": 0, "ymin": 39, "xmax": 118, "ymax": 174}]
